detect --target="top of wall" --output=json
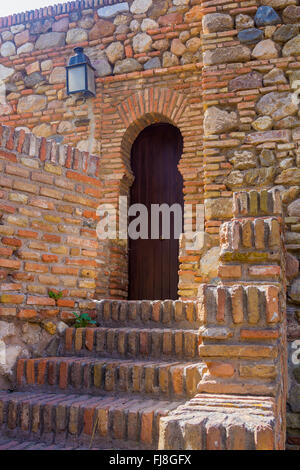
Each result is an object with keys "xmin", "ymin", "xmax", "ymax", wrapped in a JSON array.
[{"xmin": 0, "ymin": 0, "xmax": 125, "ymax": 27}]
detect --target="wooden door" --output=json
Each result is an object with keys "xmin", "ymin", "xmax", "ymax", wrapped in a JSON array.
[{"xmin": 128, "ymin": 123, "xmax": 183, "ymax": 300}]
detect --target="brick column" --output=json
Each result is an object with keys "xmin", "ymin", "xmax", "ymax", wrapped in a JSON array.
[{"xmin": 159, "ymin": 189, "xmax": 287, "ymax": 450}]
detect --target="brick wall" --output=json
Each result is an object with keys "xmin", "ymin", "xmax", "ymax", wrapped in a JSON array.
[{"xmin": 0, "ymin": 124, "xmax": 106, "ymax": 320}]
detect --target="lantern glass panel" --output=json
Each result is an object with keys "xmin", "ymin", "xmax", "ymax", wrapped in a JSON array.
[
  {"xmin": 68, "ymin": 64, "xmax": 86, "ymax": 94},
  {"xmin": 87, "ymin": 64, "xmax": 96, "ymax": 96}
]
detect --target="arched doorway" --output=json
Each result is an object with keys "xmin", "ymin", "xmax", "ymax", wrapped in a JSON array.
[{"xmin": 128, "ymin": 123, "xmax": 184, "ymax": 300}]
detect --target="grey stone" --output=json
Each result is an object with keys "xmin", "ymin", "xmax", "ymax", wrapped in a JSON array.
[
  {"xmin": 29, "ymin": 18, "xmax": 54, "ymax": 34},
  {"xmin": 17, "ymin": 94, "xmax": 47, "ymax": 113},
  {"xmin": 153, "ymin": 39, "xmax": 169, "ymax": 51},
  {"xmin": 115, "ymin": 24, "xmax": 130, "ymax": 34},
  {"xmin": 273, "ymin": 24, "xmax": 299, "ymax": 42},
  {"xmin": 93, "ymin": 58, "xmax": 112, "ymax": 77},
  {"xmin": 263, "ymin": 68, "xmax": 287, "ymax": 85},
  {"xmin": 282, "ymin": 5, "xmax": 300, "ymax": 23},
  {"xmin": 35, "ymin": 32, "xmax": 66, "ymax": 50},
  {"xmin": 49, "ymin": 66, "xmax": 66, "ymax": 84},
  {"xmin": 204, "ymin": 106, "xmax": 238, "ymax": 135},
  {"xmin": 235, "ymin": 14, "xmax": 254, "ymax": 30},
  {"xmin": 254, "ymin": 6, "xmax": 281, "ymax": 27},
  {"xmin": 105, "ymin": 42, "xmax": 125, "ymax": 64},
  {"xmin": 113, "ymin": 58, "xmax": 143, "ymax": 74},
  {"xmin": 78, "ymin": 15, "xmax": 95, "ymax": 30},
  {"xmin": 202, "ymin": 13, "xmax": 233, "ymax": 33},
  {"xmin": 11, "ymin": 25, "xmax": 25, "ymax": 34},
  {"xmin": 132, "ymin": 33, "xmax": 152, "ymax": 53},
  {"xmin": 144, "ymin": 57, "xmax": 161, "ymax": 70},
  {"xmin": 17, "ymin": 43, "xmax": 34, "ymax": 55},
  {"xmin": 148, "ymin": 0, "xmax": 168, "ymax": 18},
  {"xmin": 24, "ymin": 72, "xmax": 44, "ymax": 88},
  {"xmin": 141, "ymin": 18, "xmax": 158, "ymax": 31},
  {"xmin": 259, "ymin": 149, "xmax": 275, "ymax": 166},
  {"xmin": 0, "ymin": 64, "xmax": 14, "ymax": 81},
  {"xmin": 130, "ymin": 20, "xmax": 140, "ymax": 32},
  {"xmin": 251, "ymin": 39, "xmax": 279, "ymax": 59},
  {"xmin": 283, "ymin": 34, "xmax": 300, "ymax": 56},
  {"xmin": 256, "ymin": 92, "xmax": 298, "ymax": 121},
  {"xmin": 130, "ymin": 0, "xmax": 152, "ymax": 14},
  {"xmin": 52, "ymin": 17, "xmax": 69, "ymax": 32},
  {"xmin": 66, "ymin": 28, "xmax": 88, "ymax": 45},
  {"xmin": 252, "ymin": 116, "xmax": 273, "ymax": 131},
  {"xmin": 0, "ymin": 41, "xmax": 16, "ymax": 57},
  {"xmin": 238, "ymin": 28, "xmax": 264, "ymax": 44},
  {"xmin": 1, "ymin": 31, "xmax": 13, "ymax": 41},
  {"xmin": 97, "ymin": 3, "xmax": 129, "ymax": 18},
  {"xmin": 162, "ymin": 51, "xmax": 179, "ymax": 67},
  {"xmin": 203, "ymin": 45, "xmax": 251, "ymax": 65},
  {"xmin": 228, "ymin": 71, "xmax": 262, "ymax": 91}
]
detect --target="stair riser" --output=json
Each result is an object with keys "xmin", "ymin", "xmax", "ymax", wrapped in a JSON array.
[
  {"xmin": 96, "ymin": 300, "xmax": 200, "ymax": 329},
  {"xmin": 63, "ymin": 328, "xmax": 199, "ymax": 360},
  {"xmin": 17, "ymin": 358, "xmax": 201, "ymax": 399},
  {"xmin": 0, "ymin": 393, "xmax": 180, "ymax": 449}
]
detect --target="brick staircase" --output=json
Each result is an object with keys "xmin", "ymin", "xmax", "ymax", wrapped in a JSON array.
[{"xmin": 0, "ymin": 300, "xmax": 202, "ymax": 450}]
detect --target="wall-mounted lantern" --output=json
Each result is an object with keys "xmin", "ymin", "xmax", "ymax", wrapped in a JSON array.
[{"xmin": 66, "ymin": 47, "xmax": 96, "ymax": 98}]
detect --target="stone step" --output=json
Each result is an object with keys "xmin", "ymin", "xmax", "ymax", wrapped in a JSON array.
[
  {"xmin": 0, "ymin": 391, "xmax": 183, "ymax": 449},
  {"xmin": 61, "ymin": 327, "xmax": 199, "ymax": 360},
  {"xmin": 95, "ymin": 299, "xmax": 200, "ymax": 329},
  {"xmin": 0, "ymin": 436, "xmax": 107, "ymax": 450},
  {"xmin": 17, "ymin": 356, "xmax": 202, "ymax": 399}
]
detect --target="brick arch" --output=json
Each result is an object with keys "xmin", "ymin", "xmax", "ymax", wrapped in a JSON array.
[{"xmin": 117, "ymin": 87, "xmax": 189, "ymax": 189}]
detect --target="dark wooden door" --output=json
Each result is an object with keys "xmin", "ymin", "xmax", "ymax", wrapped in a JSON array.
[{"xmin": 128, "ymin": 123, "xmax": 183, "ymax": 300}]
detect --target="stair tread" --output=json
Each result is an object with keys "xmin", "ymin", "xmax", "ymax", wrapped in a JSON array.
[
  {"xmin": 21, "ymin": 355, "xmax": 203, "ymax": 365},
  {"xmin": 0, "ymin": 436, "xmax": 111, "ymax": 450},
  {"xmin": 0, "ymin": 389, "xmax": 184, "ymax": 409}
]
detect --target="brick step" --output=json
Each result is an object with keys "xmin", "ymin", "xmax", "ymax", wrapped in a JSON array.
[
  {"xmin": 0, "ymin": 391, "xmax": 183, "ymax": 449},
  {"xmin": 17, "ymin": 357, "xmax": 202, "ymax": 399},
  {"xmin": 62, "ymin": 327, "xmax": 199, "ymax": 360},
  {"xmin": 0, "ymin": 436, "xmax": 108, "ymax": 450},
  {"xmin": 95, "ymin": 299, "xmax": 200, "ymax": 329}
]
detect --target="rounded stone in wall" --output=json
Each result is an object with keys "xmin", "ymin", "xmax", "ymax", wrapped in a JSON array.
[
  {"xmin": 202, "ymin": 13, "xmax": 234, "ymax": 33},
  {"xmin": 66, "ymin": 28, "xmax": 88, "ymax": 45},
  {"xmin": 283, "ymin": 34, "xmax": 300, "ymax": 56},
  {"xmin": 130, "ymin": 0, "xmax": 152, "ymax": 14},
  {"xmin": 252, "ymin": 116, "xmax": 273, "ymax": 131},
  {"xmin": 17, "ymin": 94, "xmax": 47, "ymax": 113},
  {"xmin": 113, "ymin": 58, "xmax": 143, "ymax": 74},
  {"xmin": 162, "ymin": 51, "xmax": 179, "ymax": 67},
  {"xmin": 35, "ymin": 32, "xmax": 66, "ymax": 50},
  {"xmin": 17, "ymin": 43, "xmax": 34, "ymax": 55},
  {"xmin": 49, "ymin": 67, "xmax": 66, "ymax": 84},
  {"xmin": 0, "ymin": 41, "xmax": 16, "ymax": 57},
  {"xmin": 251, "ymin": 39, "xmax": 279, "ymax": 59},
  {"xmin": 141, "ymin": 18, "xmax": 158, "ymax": 31},
  {"xmin": 105, "ymin": 41, "xmax": 125, "ymax": 64},
  {"xmin": 235, "ymin": 14, "xmax": 254, "ymax": 30},
  {"xmin": 132, "ymin": 33, "xmax": 152, "ymax": 53}
]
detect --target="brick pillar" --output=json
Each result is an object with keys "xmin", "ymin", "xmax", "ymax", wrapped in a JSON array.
[{"xmin": 159, "ymin": 190, "xmax": 287, "ymax": 450}]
